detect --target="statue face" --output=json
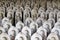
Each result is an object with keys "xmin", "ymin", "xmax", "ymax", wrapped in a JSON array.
[
  {"xmin": 37, "ymin": 20, "xmax": 42, "ymax": 26},
  {"xmin": 26, "ymin": 20, "xmax": 32, "ymax": 26},
  {"xmin": 2, "ymin": 18, "xmax": 9, "ymax": 25},
  {"xmin": 30, "ymin": 24, "xmax": 37, "ymax": 34},
  {"xmin": 7, "ymin": 13, "xmax": 12, "ymax": 19},
  {"xmin": 7, "ymin": 24, "xmax": 10, "ymax": 29},
  {"xmin": 32, "ymin": 11, "xmax": 37, "ymax": 20},
  {"xmin": 49, "ymin": 20, "xmax": 54, "ymax": 26},
  {"xmin": 25, "ymin": 13, "xmax": 29, "ymax": 19},
  {"xmin": 10, "ymin": 30, "xmax": 16, "ymax": 37},
  {"xmin": 5, "ymin": 24, "xmax": 10, "ymax": 29},
  {"xmin": 31, "ymin": 24, "xmax": 36, "ymax": 30},
  {"xmin": 24, "ymin": 30, "xmax": 29, "ymax": 35},
  {"xmin": 19, "ymin": 24, "xmax": 23, "ymax": 29},
  {"xmin": 49, "ymin": 12, "xmax": 54, "ymax": 18},
  {"xmin": 44, "ymin": 24, "xmax": 49, "ymax": 29},
  {"xmin": 16, "ymin": 13, "xmax": 20, "ymax": 17},
  {"xmin": 41, "ymin": 14, "xmax": 45, "ymax": 18},
  {"xmin": 28, "ymin": 20, "xmax": 32, "ymax": 24}
]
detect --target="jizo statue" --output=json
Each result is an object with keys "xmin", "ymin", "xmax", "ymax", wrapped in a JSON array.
[
  {"xmin": 3, "ymin": 22, "xmax": 12, "ymax": 33},
  {"xmin": 8, "ymin": 27, "xmax": 19, "ymax": 40},
  {"xmin": 0, "ymin": 33, "xmax": 11, "ymax": 40},
  {"xmin": 22, "ymin": 26, "xmax": 31, "ymax": 36},
  {"xmin": 24, "ymin": 18, "xmax": 33, "ymax": 27},
  {"xmin": 2, "ymin": 17, "xmax": 10, "ymax": 25},
  {"xmin": 58, "ymin": 0, "xmax": 60, "ymax": 9},
  {"xmin": 47, "ymin": 33, "xmax": 59, "ymax": 40},
  {"xmin": 22, "ymin": 27, "xmax": 31, "ymax": 40},
  {"xmin": 23, "ymin": 5, "xmax": 31, "ymax": 22},
  {"xmin": 15, "ymin": 11, "xmax": 22, "ymax": 24},
  {"xmin": 31, "ymin": 33, "xmax": 42, "ymax": 40},
  {"xmin": 51, "ymin": 28, "xmax": 60, "ymax": 36},
  {"xmin": 57, "ymin": 12, "xmax": 60, "ymax": 21},
  {"xmin": 0, "ymin": 7, "xmax": 5, "ymax": 19},
  {"xmin": 40, "ymin": 0, "xmax": 46, "ymax": 8},
  {"xmin": 52, "ymin": 0, "xmax": 58, "ymax": 9},
  {"xmin": 16, "ymin": 21, "xmax": 24, "ymax": 32},
  {"xmin": 0, "ymin": 27, "xmax": 5, "ymax": 34},
  {"xmin": 47, "ymin": 1, "xmax": 52, "ymax": 9},
  {"xmin": 15, "ymin": 32, "xmax": 27, "ymax": 40},
  {"xmin": 49, "ymin": 12, "xmax": 54, "ymax": 19},
  {"xmin": 31, "ymin": 7, "xmax": 38, "ymax": 21},
  {"xmin": 30, "ymin": 22, "xmax": 38, "ymax": 35}
]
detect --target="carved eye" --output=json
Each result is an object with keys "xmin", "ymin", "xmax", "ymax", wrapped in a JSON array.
[
  {"xmin": 10, "ymin": 35, "xmax": 12, "ymax": 37},
  {"xmin": 3, "ymin": 37, "xmax": 7, "ymax": 40},
  {"xmin": 4, "ymin": 20, "xmax": 7, "ymax": 22},
  {"xmin": 0, "ymin": 30, "xmax": 2, "ymax": 34},
  {"xmin": 20, "ymin": 37, "xmax": 24, "ymax": 40},
  {"xmin": 25, "ymin": 30, "xmax": 29, "ymax": 34},
  {"xmin": 40, "ymin": 30, "xmax": 44, "ymax": 33},
  {"xmin": 35, "ymin": 37, "xmax": 40, "ymax": 40},
  {"xmin": 46, "ymin": 24, "xmax": 49, "ymax": 27}
]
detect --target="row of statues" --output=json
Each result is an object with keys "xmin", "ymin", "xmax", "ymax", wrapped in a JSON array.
[{"xmin": 0, "ymin": 0, "xmax": 60, "ymax": 40}]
